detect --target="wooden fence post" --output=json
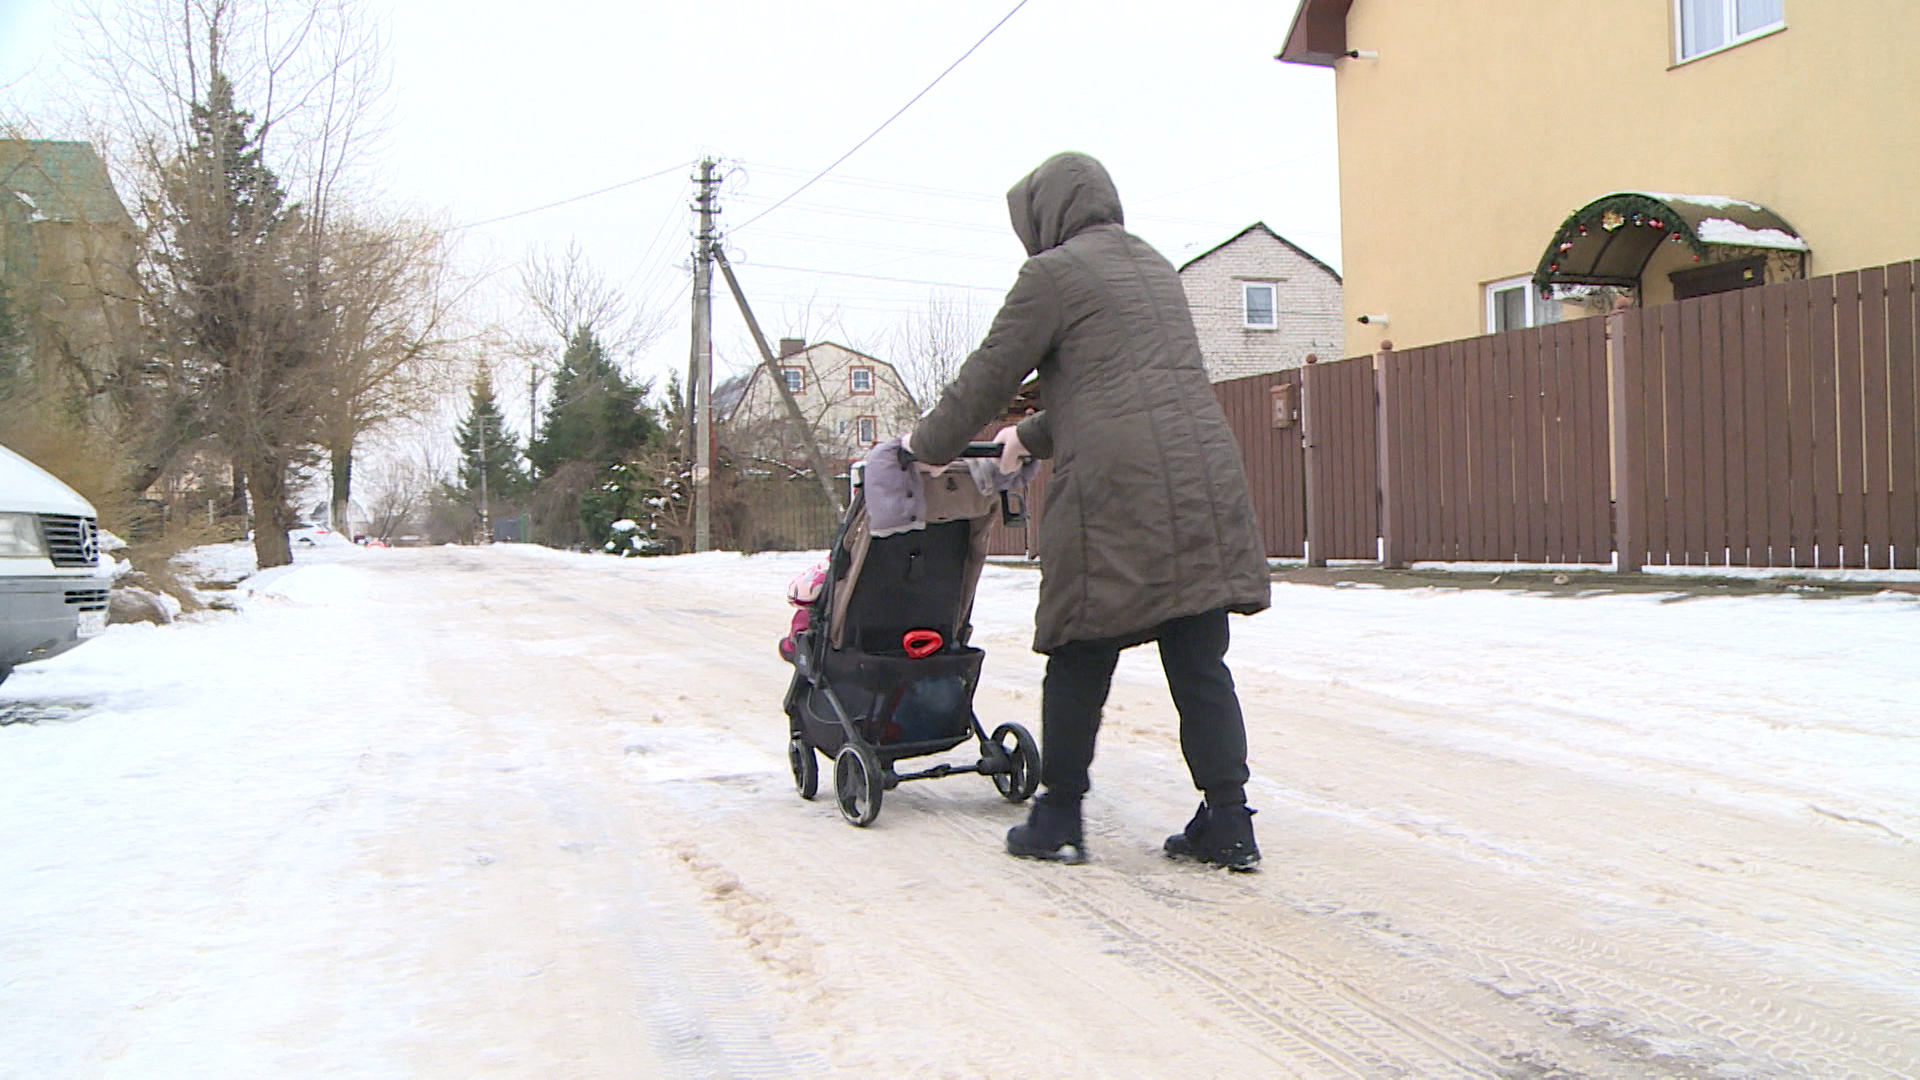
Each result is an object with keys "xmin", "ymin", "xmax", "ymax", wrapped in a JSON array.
[
  {"xmin": 1302, "ymin": 360, "xmax": 1326, "ymax": 567},
  {"xmin": 1607, "ymin": 311, "xmax": 1644, "ymax": 572},
  {"xmin": 1374, "ymin": 348, "xmax": 1403, "ymax": 568}
]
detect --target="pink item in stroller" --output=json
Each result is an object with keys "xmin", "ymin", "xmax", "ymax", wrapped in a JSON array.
[{"xmin": 779, "ymin": 558, "xmax": 829, "ymax": 662}]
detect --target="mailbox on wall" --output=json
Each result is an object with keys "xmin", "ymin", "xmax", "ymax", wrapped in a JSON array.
[{"xmin": 1269, "ymin": 381, "xmax": 1295, "ymax": 429}]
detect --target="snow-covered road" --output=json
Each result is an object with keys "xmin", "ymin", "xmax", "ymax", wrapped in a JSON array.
[{"xmin": 2, "ymin": 544, "xmax": 1915, "ymax": 1078}]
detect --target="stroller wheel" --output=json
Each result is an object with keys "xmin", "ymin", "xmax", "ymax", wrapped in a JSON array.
[
  {"xmin": 990, "ymin": 722, "xmax": 1041, "ymax": 802},
  {"xmin": 834, "ymin": 744, "xmax": 884, "ymax": 827},
  {"xmin": 788, "ymin": 736, "xmax": 818, "ymax": 800}
]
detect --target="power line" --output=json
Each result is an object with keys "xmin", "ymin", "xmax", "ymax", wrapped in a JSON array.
[
  {"xmin": 452, "ymin": 161, "xmax": 691, "ymax": 231},
  {"xmin": 733, "ymin": 260, "xmax": 1008, "ymax": 292},
  {"xmin": 731, "ymin": 0, "xmax": 1031, "ymax": 234}
]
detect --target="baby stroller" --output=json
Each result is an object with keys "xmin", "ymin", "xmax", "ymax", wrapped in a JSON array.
[{"xmin": 783, "ymin": 442, "xmax": 1040, "ymax": 826}]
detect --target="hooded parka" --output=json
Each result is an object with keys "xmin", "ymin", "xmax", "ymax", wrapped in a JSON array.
[{"xmin": 911, "ymin": 152, "xmax": 1271, "ymax": 654}]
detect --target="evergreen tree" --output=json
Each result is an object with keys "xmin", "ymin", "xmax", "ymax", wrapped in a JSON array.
[
  {"xmin": 527, "ymin": 326, "xmax": 660, "ymax": 476},
  {"xmin": 146, "ymin": 69, "xmax": 317, "ymax": 568},
  {"xmin": 455, "ymin": 370, "xmax": 527, "ymax": 504}
]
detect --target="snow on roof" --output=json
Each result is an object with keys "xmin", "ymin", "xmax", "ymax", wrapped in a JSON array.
[
  {"xmin": 1694, "ymin": 218, "xmax": 1810, "ymax": 252},
  {"xmin": 1638, "ymin": 193, "xmax": 1768, "ymax": 213}
]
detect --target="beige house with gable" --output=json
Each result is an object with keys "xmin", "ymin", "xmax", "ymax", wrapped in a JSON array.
[
  {"xmin": 1280, "ymin": 0, "xmax": 1920, "ymax": 353},
  {"xmin": 1178, "ymin": 222, "xmax": 1344, "ymax": 379},
  {"xmin": 0, "ymin": 140, "xmax": 139, "ymax": 404},
  {"xmin": 717, "ymin": 339, "xmax": 919, "ymax": 471}
]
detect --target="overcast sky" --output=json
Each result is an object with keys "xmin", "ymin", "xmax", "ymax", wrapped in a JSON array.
[{"xmin": 2, "ymin": 0, "xmax": 1337, "ymax": 435}]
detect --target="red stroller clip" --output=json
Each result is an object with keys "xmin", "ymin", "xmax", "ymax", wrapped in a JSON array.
[{"xmin": 901, "ymin": 629, "xmax": 943, "ymax": 658}]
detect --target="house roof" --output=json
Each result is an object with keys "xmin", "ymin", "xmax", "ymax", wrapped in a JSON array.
[
  {"xmin": 1532, "ymin": 192, "xmax": 1806, "ymax": 295},
  {"xmin": 1276, "ymin": 0, "xmax": 1353, "ymax": 67},
  {"xmin": 0, "ymin": 141, "xmax": 134, "ymax": 228},
  {"xmin": 1177, "ymin": 221, "xmax": 1341, "ymax": 282}
]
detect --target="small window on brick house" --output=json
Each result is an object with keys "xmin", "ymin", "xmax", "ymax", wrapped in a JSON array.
[
  {"xmin": 1243, "ymin": 283, "xmax": 1277, "ymax": 329},
  {"xmin": 850, "ymin": 367, "xmax": 874, "ymax": 394},
  {"xmin": 781, "ymin": 366, "xmax": 805, "ymax": 393}
]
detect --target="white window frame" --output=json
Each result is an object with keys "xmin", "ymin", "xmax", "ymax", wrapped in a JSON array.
[
  {"xmin": 1673, "ymin": 0, "xmax": 1785, "ymax": 64},
  {"xmin": 849, "ymin": 367, "xmax": 874, "ymax": 394},
  {"xmin": 1484, "ymin": 276, "xmax": 1561, "ymax": 334},
  {"xmin": 1242, "ymin": 282, "xmax": 1278, "ymax": 330},
  {"xmin": 856, "ymin": 415, "xmax": 877, "ymax": 446},
  {"xmin": 780, "ymin": 366, "xmax": 805, "ymax": 394}
]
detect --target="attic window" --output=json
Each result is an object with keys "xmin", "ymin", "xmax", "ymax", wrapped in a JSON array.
[
  {"xmin": 1243, "ymin": 283, "xmax": 1277, "ymax": 329},
  {"xmin": 1676, "ymin": 0, "xmax": 1784, "ymax": 62},
  {"xmin": 781, "ymin": 366, "xmax": 805, "ymax": 394},
  {"xmin": 849, "ymin": 367, "xmax": 873, "ymax": 394}
]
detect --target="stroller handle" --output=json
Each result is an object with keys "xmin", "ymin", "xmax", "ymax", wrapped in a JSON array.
[{"xmin": 898, "ymin": 441, "xmax": 1006, "ymax": 465}]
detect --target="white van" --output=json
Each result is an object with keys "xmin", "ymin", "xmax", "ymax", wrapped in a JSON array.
[{"xmin": 0, "ymin": 444, "xmax": 109, "ymax": 685}]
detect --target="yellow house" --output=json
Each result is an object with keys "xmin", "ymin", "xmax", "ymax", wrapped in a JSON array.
[{"xmin": 1280, "ymin": 1, "xmax": 1920, "ymax": 354}]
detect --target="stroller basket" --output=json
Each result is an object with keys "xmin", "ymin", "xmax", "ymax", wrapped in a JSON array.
[{"xmin": 818, "ymin": 646, "xmax": 984, "ymax": 749}]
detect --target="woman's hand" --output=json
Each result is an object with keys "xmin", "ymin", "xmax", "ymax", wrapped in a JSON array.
[
  {"xmin": 992, "ymin": 424, "xmax": 1028, "ymax": 474},
  {"xmin": 899, "ymin": 432, "xmax": 943, "ymax": 475}
]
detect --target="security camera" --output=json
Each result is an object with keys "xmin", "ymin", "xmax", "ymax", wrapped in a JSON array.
[
  {"xmin": 1356, "ymin": 314, "xmax": 1389, "ymax": 326},
  {"xmin": 1345, "ymin": 49, "xmax": 1379, "ymax": 60}
]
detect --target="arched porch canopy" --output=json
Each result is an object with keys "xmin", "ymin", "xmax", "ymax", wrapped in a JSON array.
[{"xmin": 1532, "ymin": 192, "xmax": 1807, "ymax": 297}]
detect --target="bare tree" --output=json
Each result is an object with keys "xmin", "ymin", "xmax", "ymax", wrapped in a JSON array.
[
  {"xmin": 515, "ymin": 241, "xmax": 668, "ymax": 429},
  {"xmin": 888, "ymin": 291, "xmax": 988, "ymax": 411},
  {"xmin": 315, "ymin": 214, "xmax": 464, "ymax": 535}
]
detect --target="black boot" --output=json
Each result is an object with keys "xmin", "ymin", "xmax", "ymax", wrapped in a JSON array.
[
  {"xmin": 1006, "ymin": 793, "xmax": 1087, "ymax": 864},
  {"xmin": 1163, "ymin": 801, "xmax": 1260, "ymax": 871}
]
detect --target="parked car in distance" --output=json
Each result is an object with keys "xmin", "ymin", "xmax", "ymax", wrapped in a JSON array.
[{"xmin": 0, "ymin": 444, "xmax": 109, "ymax": 685}]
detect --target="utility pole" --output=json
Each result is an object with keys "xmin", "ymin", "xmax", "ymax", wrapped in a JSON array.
[{"xmin": 689, "ymin": 158, "xmax": 719, "ymax": 552}]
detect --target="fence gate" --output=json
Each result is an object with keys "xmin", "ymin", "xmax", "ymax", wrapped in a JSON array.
[
  {"xmin": 1301, "ymin": 357, "xmax": 1380, "ymax": 563},
  {"xmin": 1378, "ymin": 320, "xmax": 1612, "ymax": 565},
  {"xmin": 1213, "ymin": 371, "xmax": 1308, "ymax": 558}
]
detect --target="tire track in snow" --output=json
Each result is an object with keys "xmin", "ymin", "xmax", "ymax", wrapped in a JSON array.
[{"xmin": 935, "ymin": 811, "xmax": 1503, "ymax": 1078}]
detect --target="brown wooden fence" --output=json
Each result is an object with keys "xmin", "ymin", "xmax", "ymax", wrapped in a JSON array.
[
  {"xmin": 1211, "ymin": 256, "xmax": 1920, "ymax": 571},
  {"xmin": 1380, "ymin": 320, "xmax": 1612, "ymax": 564},
  {"xmin": 1617, "ymin": 264, "xmax": 1920, "ymax": 569}
]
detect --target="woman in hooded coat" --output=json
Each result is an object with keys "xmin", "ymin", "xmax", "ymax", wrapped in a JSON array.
[{"xmin": 908, "ymin": 152, "xmax": 1271, "ymax": 869}]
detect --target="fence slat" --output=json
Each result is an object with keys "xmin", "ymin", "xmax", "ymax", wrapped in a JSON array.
[
  {"xmin": 1655, "ymin": 307, "xmax": 1682, "ymax": 562},
  {"xmin": 1810, "ymin": 276, "xmax": 1841, "ymax": 566},
  {"xmin": 1674, "ymin": 301, "xmax": 1705, "ymax": 563},
  {"xmin": 1579, "ymin": 320, "xmax": 1608, "ymax": 562},
  {"xmin": 1718, "ymin": 293, "xmax": 1748, "ymax": 564},
  {"xmin": 1741, "ymin": 288, "xmax": 1771, "ymax": 565},
  {"xmin": 1614, "ymin": 312, "xmax": 1645, "ymax": 569},
  {"xmin": 1834, "ymin": 271, "xmax": 1866, "ymax": 566},
  {"xmin": 1464, "ymin": 337, "xmax": 1487, "ymax": 560},
  {"xmin": 1639, "ymin": 309, "xmax": 1665, "ymax": 563},
  {"xmin": 1889, "ymin": 263, "xmax": 1919, "ymax": 568},
  {"xmin": 1766, "ymin": 283, "xmax": 1795, "ymax": 564},
  {"xmin": 1700, "ymin": 294, "xmax": 1729, "ymax": 563},
  {"xmin": 1416, "ymin": 348, "xmax": 1439, "ymax": 558},
  {"xmin": 1860, "ymin": 267, "xmax": 1892, "ymax": 569},
  {"xmin": 1783, "ymin": 280, "xmax": 1815, "ymax": 563},
  {"xmin": 1539, "ymin": 327, "xmax": 1565, "ymax": 560}
]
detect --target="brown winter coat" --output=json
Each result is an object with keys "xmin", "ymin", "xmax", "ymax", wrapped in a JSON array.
[{"xmin": 911, "ymin": 152, "xmax": 1271, "ymax": 653}]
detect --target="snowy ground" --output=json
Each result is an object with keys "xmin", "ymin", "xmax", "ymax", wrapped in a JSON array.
[{"xmin": 1, "ymin": 542, "xmax": 1915, "ymax": 1078}]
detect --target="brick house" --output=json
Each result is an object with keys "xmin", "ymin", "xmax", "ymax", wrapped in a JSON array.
[{"xmin": 1177, "ymin": 222, "xmax": 1344, "ymax": 380}]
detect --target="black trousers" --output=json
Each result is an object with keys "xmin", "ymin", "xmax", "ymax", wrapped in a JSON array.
[{"xmin": 1038, "ymin": 608, "xmax": 1250, "ymax": 807}]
